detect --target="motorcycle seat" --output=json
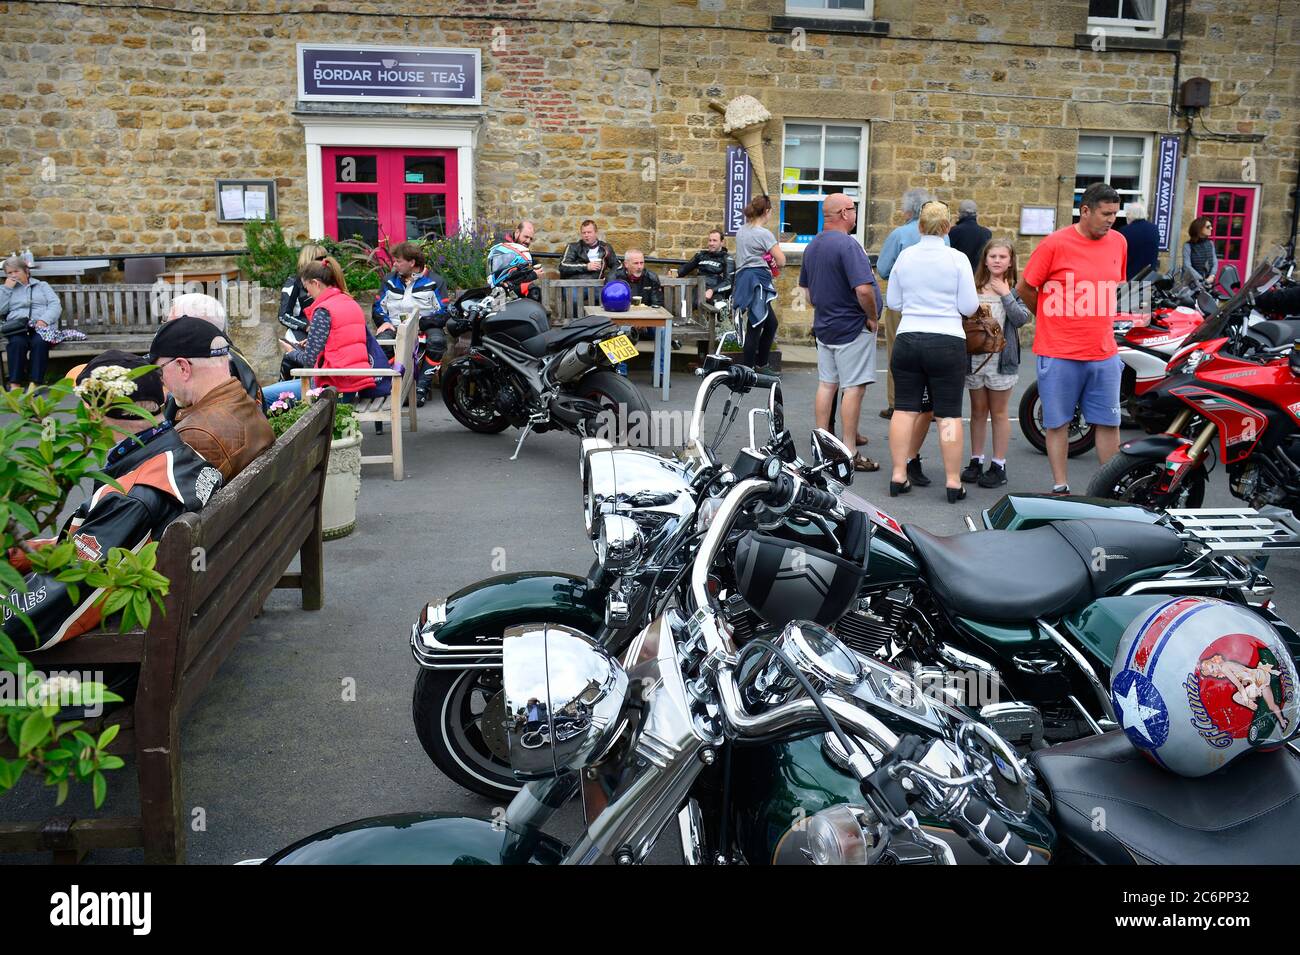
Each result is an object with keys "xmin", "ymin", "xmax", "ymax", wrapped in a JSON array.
[
  {"xmin": 1247, "ymin": 318, "xmax": 1300, "ymax": 348},
  {"xmin": 902, "ymin": 519, "xmax": 1184, "ymax": 624},
  {"xmin": 1031, "ymin": 730, "xmax": 1300, "ymax": 864},
  {"xmin": 514, "ymin": 316, "xmax": 613, "ymax": 358}
]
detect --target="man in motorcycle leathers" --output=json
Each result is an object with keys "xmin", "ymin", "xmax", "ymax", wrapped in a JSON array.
[
  {"xmin": 373, "ymin": 241, "xmax": 452, "ymax": 358},
  {"xmin": 3, "ymin": 352, "xmax": 224, "ymax": 651},
  {"xmin": 679, "ymin": 229, "xmax": 733, "ymax": 307}
]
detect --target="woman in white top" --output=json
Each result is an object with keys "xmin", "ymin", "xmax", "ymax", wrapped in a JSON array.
[{"xmin": 884, "ymin": 201, "xmax": 979, "ymax": 502}]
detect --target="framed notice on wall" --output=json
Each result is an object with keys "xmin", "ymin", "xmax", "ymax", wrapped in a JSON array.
[
  {"xmin": 215, "ymin": 180, "xmax": 277, "ymax": 223},
  {"xmin": 1019, "ymin": 206, "xmax": 1057, "ymax": 236}
]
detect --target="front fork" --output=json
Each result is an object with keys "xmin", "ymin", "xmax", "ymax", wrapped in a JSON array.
[{"xmin": 1158, "ymin": 410, "xmax": 1214, "ymax": 497}]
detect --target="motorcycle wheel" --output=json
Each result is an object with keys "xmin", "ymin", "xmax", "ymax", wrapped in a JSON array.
[
  {"xmin": 441, "ymin": 360, "xmax": 511, "ymax": 434},
  {"xmin": 1018, "ymin": 383, "xmax": 1096, "ymax": 458},
  {"xmin": 575, "ymin": 369, "xmax": 655, "ymax": 447},
  {"xmin": 412, "ymin": 667, "xmax": 520, "ymax": 799},
  {"xmin": 1086, "ymin": 449, "xmax": 1207, "ymax": 509}
]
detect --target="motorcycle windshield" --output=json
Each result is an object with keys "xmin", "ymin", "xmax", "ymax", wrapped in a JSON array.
[{"xmin": 1182, "ymin": 255, "xmax": 1285, "ymax": 347}]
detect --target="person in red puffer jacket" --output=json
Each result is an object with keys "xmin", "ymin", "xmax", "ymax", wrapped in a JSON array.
[{"xmin": 264, "ymin": 256, "xmax": 383, "ymax": 405}]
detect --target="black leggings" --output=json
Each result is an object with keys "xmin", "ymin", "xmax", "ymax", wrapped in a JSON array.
[{"xmin": 743, "ymin": 306, "xmax": 778, "ymax": 368}]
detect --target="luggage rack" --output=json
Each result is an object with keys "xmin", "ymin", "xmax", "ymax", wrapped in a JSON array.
[{"xmin": 1166, "ymin": 507, "xmax": 1300, "ymax": 553}]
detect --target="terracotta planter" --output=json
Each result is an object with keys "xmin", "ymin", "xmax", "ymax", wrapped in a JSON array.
[{"xmin": 322, "ymin": 431, "xmax": 362, "ymax": 540}]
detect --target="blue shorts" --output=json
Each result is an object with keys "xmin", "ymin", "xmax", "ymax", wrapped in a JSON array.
[{"xmin": 1036, "ymin": 354, "xmax": 1122, "ymax": 429}]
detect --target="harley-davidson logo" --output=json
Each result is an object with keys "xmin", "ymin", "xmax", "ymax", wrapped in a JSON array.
[{"xmin": 73, "ymin": 533, "xmax": 103, "ymax": 562}]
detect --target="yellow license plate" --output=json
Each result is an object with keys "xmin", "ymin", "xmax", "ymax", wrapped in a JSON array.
[{"xmin": 598, "ymin": 335, "xmax": 638, "ymax": 363}]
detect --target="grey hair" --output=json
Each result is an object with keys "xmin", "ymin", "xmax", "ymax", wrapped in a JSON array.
[
  {"xmin": 901, "ymin": 188, "xmax": 932, "ymax": 221},
  {"xmin": 958, "ymin": 199, "xmax": 978, "ymax": 218},
  {"xmin": 167, "ymin": 292, "xmax": 227, "ymax": 331},
  {"xmin": 2, "ymin": 255, "xmax": 30, "ymax": 274},
  {"xmin": 1125, "ymin": 201, "xmax": 1148, "ymax": 221}
]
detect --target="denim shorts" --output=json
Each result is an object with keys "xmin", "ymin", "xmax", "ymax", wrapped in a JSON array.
[{"xmin": 1036, "ymin": 354, "xmax": 1123, "ymax": 429}]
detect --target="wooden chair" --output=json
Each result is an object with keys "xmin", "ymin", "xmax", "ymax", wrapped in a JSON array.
[{"xmin": 292, "ymin": 317, "xmax": 418, "ymax": 481}]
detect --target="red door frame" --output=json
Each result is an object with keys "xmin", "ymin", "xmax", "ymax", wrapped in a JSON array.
[
  {"xmin": 322, "ymin": 147, "xmax": 459, "ymax": 245},
  {"xmin": 1194, "ymin": 184, "xmax": 1258, "ymax": 286}
]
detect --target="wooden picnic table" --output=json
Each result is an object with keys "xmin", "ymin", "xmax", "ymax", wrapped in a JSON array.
[{"xmin": 584, "ymin": 304, "xmax": 675, "ymax": 401}]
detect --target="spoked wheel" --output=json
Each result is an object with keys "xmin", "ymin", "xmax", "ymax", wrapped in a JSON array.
[
  {"xmin": 1019, "ymin": 383, "xmax": 1096, "ymax": 457},
  {"xmin": 441, "ymin": 359, "xmax": 510, "ymax": 434},
  {"xmin": 1085, "ymin": 450, "xmax": 1207, "ymax": 509},
  {"xmin": 413, "ymin": 667, "xmax": 519, "ymax": 799}
]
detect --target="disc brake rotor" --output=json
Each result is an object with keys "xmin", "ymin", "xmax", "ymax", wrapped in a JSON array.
[{"xmin": 478, "ymin": 688, "xmax": 511, "ymax": 761}]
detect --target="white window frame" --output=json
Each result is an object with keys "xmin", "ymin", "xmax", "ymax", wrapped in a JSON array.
[
  {"xmin": 784, "ymin": 0, "xmax": 874, "ymax": 22},
  {"xmin": 1086, "ymin": 0, "xmax": 1167, "ymax": 37},
  {"xmin": 1072, "ymin": 131, "xmax": 1153, "ymax": 224},
  {"xmin": 299, "ymin": 114, "xmax": 479, "ymax": 241},
  {"xmin": 778, "ymin": 119, "xmax": 869, "ymax": 253}
]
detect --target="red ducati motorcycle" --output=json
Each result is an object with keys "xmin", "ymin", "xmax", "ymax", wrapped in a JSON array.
[{"xmin": 1087, "ymin": 256, "xmax": 1299, "ymax": 511}]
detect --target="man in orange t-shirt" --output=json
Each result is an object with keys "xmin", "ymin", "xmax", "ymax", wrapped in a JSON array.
[{"xmin": 1017, "ymin": 182, "xmax": 1128, "ymax": 493}]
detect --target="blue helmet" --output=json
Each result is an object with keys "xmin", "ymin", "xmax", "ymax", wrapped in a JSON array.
[{"xmin": 601, "ymin": 280, "xmax": 632, "ymax": 313}]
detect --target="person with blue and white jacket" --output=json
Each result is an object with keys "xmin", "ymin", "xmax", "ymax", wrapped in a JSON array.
[
  {"xmin": 2, "ymin": 255, "xmax": 62, "ymax": 389},
  {"xmin": 373, "ymin": 241, "xmax": 450, "ymax": 356}
]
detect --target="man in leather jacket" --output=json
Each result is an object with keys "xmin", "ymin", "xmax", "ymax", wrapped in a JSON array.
[
  {"xmin": 559, "ymin": 219, "xmax": 619, "ymax": 279},
  {"xmin": 4, "ymin": 352, "xmax": 225, "ymax": 651},
  {"xmin": 149, "ymin": 317, "xmax": 275, "ymax": 483},
  {"xmin": 165, "ymin": 292, "xmax": 263, "ymax": 407},
  {"xmin": 610, "ymin": 250, "xmax": 664, "ymax": 308},
  {"xmin": 679, "ymin": 229, "xmax": 733, "ymax": 305}
]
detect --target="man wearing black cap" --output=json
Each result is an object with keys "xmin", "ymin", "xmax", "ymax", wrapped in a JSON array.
[
  {"xmin": 4, "ymin": 351, "xmax": 225, "ymax": 650},
  {"xmin": 150, "ymin": 317, "xmax": 274, "ymax": 483}
]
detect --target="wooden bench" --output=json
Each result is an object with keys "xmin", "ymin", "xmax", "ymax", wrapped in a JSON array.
[
  {"xmin": 293, "ymin": 317, "xmax": 418, "ymax": 481},
  {"xmin": 0, "ymin": 391, "xmax": 336, "ymax": 863}
]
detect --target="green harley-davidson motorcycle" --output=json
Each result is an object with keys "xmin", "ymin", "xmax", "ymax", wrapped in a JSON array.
[
  {"xmin": 262, "ymin": 448, "xmax": 1300, "ymax": 864},
  {"xmin": 409, "ymin": 360, "xmax": 1300, "ymax": 799}
]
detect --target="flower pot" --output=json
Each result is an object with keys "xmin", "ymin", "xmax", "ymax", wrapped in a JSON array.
[{"xmin": 322, "ymin": 432, "xmax": 362, "ymax": 540}]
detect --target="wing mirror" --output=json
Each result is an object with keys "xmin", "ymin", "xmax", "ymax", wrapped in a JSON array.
[{"xmin": 810, "ymin": 428, "xmax": 855, "ymax": 485}]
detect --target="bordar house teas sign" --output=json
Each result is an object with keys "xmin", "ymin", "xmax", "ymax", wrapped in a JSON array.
[{"xmin": 298, "ymin": 44, "xmax": 481, "ymax": 105}]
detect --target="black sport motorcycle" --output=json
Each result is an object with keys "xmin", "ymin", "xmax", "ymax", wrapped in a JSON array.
[{"xmin": 440, "ymin": 287, "xmax": 653, "ymax": 458}]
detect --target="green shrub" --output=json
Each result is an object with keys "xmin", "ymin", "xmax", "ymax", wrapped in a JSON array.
[{"xmin": 238, "ymin": 219, "xmax": 298, "ymax": 287}]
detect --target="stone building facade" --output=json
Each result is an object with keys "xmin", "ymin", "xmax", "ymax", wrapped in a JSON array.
[{"xmin": 1, "ymin": 0, "xmax": 1296, "ymax": 343}]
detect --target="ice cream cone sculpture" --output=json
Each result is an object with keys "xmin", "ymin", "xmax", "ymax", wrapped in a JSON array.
[{"xmin": 711, "ymin": 95, "xmax": 773, "ymax": 196}]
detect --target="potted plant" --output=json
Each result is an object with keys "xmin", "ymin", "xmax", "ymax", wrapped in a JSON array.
[{"xmin": 267, "ymin": 391, "xmax": 362, "ymax": 539}]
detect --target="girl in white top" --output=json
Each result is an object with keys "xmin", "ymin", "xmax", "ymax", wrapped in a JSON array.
[{"xmin": 884, "ymin": 201, "xmax": 979, "ymax": 501}]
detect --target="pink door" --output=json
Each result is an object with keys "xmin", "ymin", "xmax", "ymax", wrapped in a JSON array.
[
  {"xmin": 322, "ymin": 147, "xmax": 459, "ymax": 247},
  {"xmin": 1194, "ymin": 185, "xmax": 1256, "ymax": 286}
]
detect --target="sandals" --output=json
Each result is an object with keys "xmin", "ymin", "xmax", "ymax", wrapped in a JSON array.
[{"xmin": 852, "ymin": 453, "xmax": 880, "ymax": 473}]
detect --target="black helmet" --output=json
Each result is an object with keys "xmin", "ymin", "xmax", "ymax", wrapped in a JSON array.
[{"xmin": 732, "ymin": 510, "xmax": 870, "ymax": 630}]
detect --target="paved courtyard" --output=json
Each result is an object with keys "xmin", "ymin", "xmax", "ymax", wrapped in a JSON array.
[{"xmin": 5, "ymin": 356, "xmax": 1299, "ymax": 864}]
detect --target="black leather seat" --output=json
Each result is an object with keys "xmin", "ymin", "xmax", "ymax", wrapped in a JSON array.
[
  {"xmin": 903, "ymin": 524, "xmax": 1091, "ymax": 623},
  {"xmin": 1051, "ymin": 519, "xmax": 1185, "ymax": 594},
  {"xmin": 902, "ymin": 519, "xmax": 1185, "ymax": 624},
  {"xmin": 514, "ymin": 316, "xmax": 613, "ymax": 358},
  {"xmin": 1247, "ymin": 318, "xmax": 1300, "ymax": 348},
  {"xmin": 1032, "ymin": 731, "xmax": 1300, "ymax": 864}
]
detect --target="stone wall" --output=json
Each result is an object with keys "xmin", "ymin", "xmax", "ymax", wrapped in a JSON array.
[{"xmin": 0, "ymin": 0, "xmax": 1295, "ymax": 345}]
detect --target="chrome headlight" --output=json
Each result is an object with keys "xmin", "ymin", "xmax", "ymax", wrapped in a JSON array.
[
  {"xmin": 596, "ymin": 513, "xmax": 644, "ymax": 572},
  {"xmin": 501, "ymin": 622, "xmax": 629, "ymax": 780},
  {"xmin": 583, "ymin": 448, "xmax": 694, "ymax": 540},
  {"xmin": 806, "ymin": 804, "xmax": 886, "ymax": 865}
]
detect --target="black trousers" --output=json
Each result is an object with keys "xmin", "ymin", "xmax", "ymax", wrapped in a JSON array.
[
  {"xmin": 6, "ymin": 329, "xmax": 50, "ymax": 386},
  {"xmin": 743, "ymin": 306, "xmax": 778, "ymax": 368}
]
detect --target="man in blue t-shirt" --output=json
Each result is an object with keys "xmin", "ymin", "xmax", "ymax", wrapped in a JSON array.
[{"xmin": 799, "ymin": 193, "xmax": 883, "ymax": 472}]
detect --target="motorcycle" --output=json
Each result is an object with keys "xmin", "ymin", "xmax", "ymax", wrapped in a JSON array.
[
  {"xmin": 1019, "ymin": 267, "xmax": 1225, "ymax": 458},
  {"xmin": 410, "ymin": 356, "xmax": 1300, "ymax": 799},
  {"xmin": 262, "ymin": 434, "xmax": 1300, "ymax": 864},
  {"xmin": 439, "ymin": 285, "xmax": 653, "ymax": 458},
  {"xmin": 1087, "ymin": 253, "xmax": 1300, "ymax": 514}
]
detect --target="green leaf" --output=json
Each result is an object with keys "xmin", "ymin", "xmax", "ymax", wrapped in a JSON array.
[
  {"xmin": 17, "ymin": 710, "xmax": 52, "ymax": 756},
  {"xmin": 55, "ymin": 779, "xmax": 68, "ymax": 806},
  {"xmin": 78, "ymin": 757, "xmax": 94, "ymax": 777},
  {"xmin": 91, "ymin": 770, "xmax": 107, "ymax": 809},
  {"xmin": 73, "ymin": 730, "xmax": 96, "ymax": 749},
  {"xmin": 84, "ymin": 471, "xmax": 125, "ymax": 495},
  {"xmin": 52, "ymin": 720, "xmax": 82, "ymax": 739},
  {"xmin": 97, "ymin": 755, "xmax": 125, "ymax": 771},
  {"xmin": 99, "ymin": 588, "xmax": 133, "ymax": 617},
  {"xmin": 0, "ymin": 758, "xmax": 23, "ymax": 789},
  {"xmin": 98, "ymin": 724, "xmax": 120, "ymax": 749}
]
